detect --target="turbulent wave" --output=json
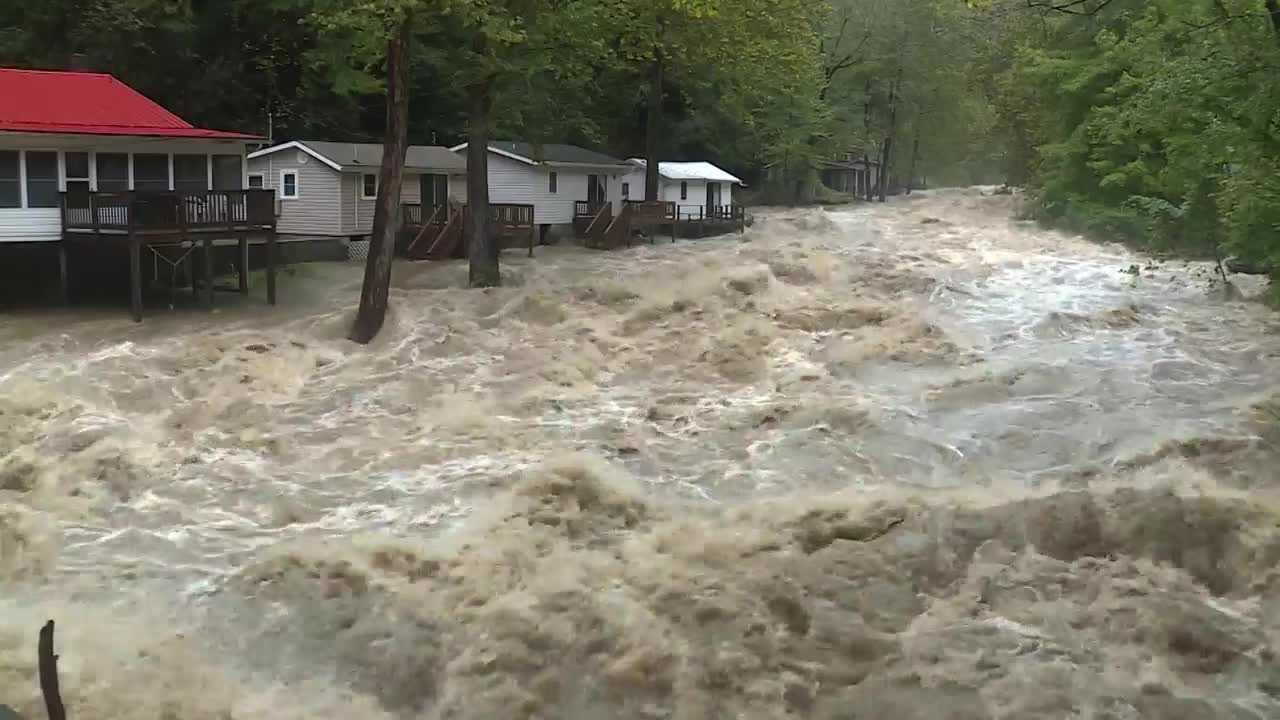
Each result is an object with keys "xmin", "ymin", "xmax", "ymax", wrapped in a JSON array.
[{"xmin": 2, "ymin": 188, "xmax": 1280, "ymax": 717}]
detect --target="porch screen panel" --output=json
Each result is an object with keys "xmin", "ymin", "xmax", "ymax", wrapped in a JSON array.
[
  {"xmin": 0, "ymin": 151, "xmax": 18, "ymax": 208},
  {"xmin": 133, "ymin": 154, "xmax": 170, "ymax": 193},
  {"xmin": 212, "ymin": 155, "xmax": 243, "ymax": 190},
  {"xmin": 24, "ymin": 151, "xmax": 59, "ymax": 208},
  {"xmin": 174, "ymin": 154, "xmax": 209, "ymax": 194},
  {"xmin": 96, "ymin": 153, "xmax": 129, "ymax": 192}
]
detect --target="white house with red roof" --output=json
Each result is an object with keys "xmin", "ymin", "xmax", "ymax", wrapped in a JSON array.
[
  {"xmin": 0, "ymin": 68, "xmax": 262, "ymax": 244},
  {"xmin": 0, "ymin": 67, "xmax": 278, "ymax": 320}
]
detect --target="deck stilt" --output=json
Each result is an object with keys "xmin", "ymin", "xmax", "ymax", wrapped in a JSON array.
[
  {"xmin": 202, "ymin": 237, "xmax": 214, "ymax": 308},
  {"xmin": 128, "ymin": 234, "xmax": 142, "ymax": 322},
  {"xmin": 237, "ymin": 234, "xmax": 249, "ymax": 295},
  {"xmin": 57, "ymin": 243, "xmax": 69, "ymax": 305},
  {"xmin": 266, "ymin": 228, "xmax": 278, "ymax": 305}
]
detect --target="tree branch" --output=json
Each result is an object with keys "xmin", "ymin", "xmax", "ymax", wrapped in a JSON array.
[
  {"xmin": 1024, "ymin": 0, "xmax": 1116, "ymax": 15},
  {"xmin": 39, "ymin": 621, "xmax": 65, "ymax": 720}
]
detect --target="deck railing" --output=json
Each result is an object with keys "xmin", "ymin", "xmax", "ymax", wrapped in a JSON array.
[
  {"xmin": 403, "ymin": 203, "xmax": 451, "ymax": 227},
  {"xmin": 486, "ymin": 203, "xmax": 535, "ymax": 228},
  {"xmin": 60, "ymin": 190, "xmax": 276, "ymax": 232},
  {"xmin": 574, "ymin": 200, "xmax": 607, "ymax": 218},
  {"xmin": 677, "ymin": 205, "xmax": 704, "ymax": 222},
  {"xmin": 708, "ymin": 205, "xmax": 745, "ymax": 222},
  {"xmin": 626, "ymin": 200, "xmax": 677, "ymax": 224}
]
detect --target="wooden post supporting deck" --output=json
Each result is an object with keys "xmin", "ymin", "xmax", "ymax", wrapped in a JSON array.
[
  {"xmin": 237, "ymin": 233, "xmax": 249, "ymax": 295},
  {"xmin": 266, "ymin": 227, "xmax": 278, "ymax": 305},
  {"xmin": 57, "ymin": 244, "xmax": 69, "ymax": 305},
  {"xmin": 202, "ymin": 236, "xmax": 214, "ymax": 308},
  {"xmin": 528, "ymin": 225, "xmax": 535, "ymax": 258},
  {"xmin": 128, "ymin": 234, "xmax": 142, "ymax": 322}
]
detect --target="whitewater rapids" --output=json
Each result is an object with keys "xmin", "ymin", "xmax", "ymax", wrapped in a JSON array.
[{"xmin": 2, "ymin": 188, "xmax": 1279, "ymax": 718}]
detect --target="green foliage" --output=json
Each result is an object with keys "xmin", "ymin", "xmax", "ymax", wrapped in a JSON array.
[{"xmin": 995, "ymin": 0, "xmax": 1280, "ymax": 269}]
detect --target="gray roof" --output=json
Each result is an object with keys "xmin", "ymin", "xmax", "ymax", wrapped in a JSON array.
[
  {"xmin": 490, "ymin": 141, "xmax": 627, "ymax": 167},
  {"xmin": 288, "ymin": 141, "xmax": 466, "ymax": 173}
]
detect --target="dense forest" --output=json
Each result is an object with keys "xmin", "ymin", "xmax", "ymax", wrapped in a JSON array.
[{"xmin": 3, "ymin": 0, "xmax": 1280, "ymax": 272}]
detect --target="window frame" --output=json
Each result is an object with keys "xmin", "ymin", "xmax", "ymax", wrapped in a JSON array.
[
  {"xmin": 548, "ymin": 171, "xmax": 558, "ymax": 194},
  {"xmin": 0, "ymin": 150, "xmax": 20, "ymax": 209},
  {"xmin": 361, "ymin": 172, "xmax": 378, "ymax": 200},
  {"xmin": 247, "ymin": 173, "xmax": 265, "ymax": 189},
  {"xmin": 280, "ymin": 170, "xmax": 299, "ymax": 200}
]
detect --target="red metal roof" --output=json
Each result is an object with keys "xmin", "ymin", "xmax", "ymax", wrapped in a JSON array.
[{"xmin": 0, "ymin": 68, "xmax": 261, "ymax": 140}]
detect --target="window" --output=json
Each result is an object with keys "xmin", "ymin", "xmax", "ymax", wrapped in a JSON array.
[
  {"xmin": 212, "ymin": 155, "xmax": 243, "ymax": 190},
  {"xmin": 0, "ymin": 151, "xmax": 19, "ymax": 208},
  {"xmin": 280, "ymin": 171, "xmax": 298, "ymax": 199},
  {"xmin": 174, "ymin": 154, "xmax": 209, "ymax": 195},
  {"xmin": 680, "ymin": 181, "xmax": 688, "ymax": 201},
  {"xmin": 133, "ymin": 153, "xmax": 170, "ymax": 193},
  {"xmin": 64, "ymin": 151, "xmax": 91, "ymax": 209},
  {"xmin": 24, "ymin": 151, "xmax": 59, "ymax": 208},
  {"xmin": 548, "ymin": 171, "xmax": 557, "ymax": 194},
  {"xmin": 361, "ymin": 173, "xmax": 378, "ymax": 199},
  {"xmin": 96, "ymin": 153, "xmax": 129, "ymax": 193},
  {"xmin": 622, "ymin": 182, "xmax": 630, "ymax": 199},
  {"xmin": 247, "ymin": 174, "xmax": 265, "ymax": 189}
]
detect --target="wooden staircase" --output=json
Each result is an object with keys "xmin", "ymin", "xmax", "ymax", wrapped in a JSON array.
[
  {"xmin": 600, "ymin": 202, "xmax": 634, "ymax": 250},
  {"xmin": 584, "ymin": 203, "xmax": 613, "ymax": 249}
]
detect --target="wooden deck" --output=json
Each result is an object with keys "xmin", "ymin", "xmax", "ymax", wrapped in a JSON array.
[
  {"xmin": 401, "ymin": 203, "xmax": 536, "ymax": 261},
  {"xmin": 676, "ymin": 204, "xmax": 747, "ymax": 235},
  {"xmin": 58, "ymin": 190, "xmax": 279, "ymax": 321}
]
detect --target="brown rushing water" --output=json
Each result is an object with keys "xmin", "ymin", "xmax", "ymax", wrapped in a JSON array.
[{"xmin": 2, "ymin": 187, "xmax": 1280, "ymax": 718}]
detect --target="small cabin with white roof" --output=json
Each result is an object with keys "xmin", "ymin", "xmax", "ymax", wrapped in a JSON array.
[{"xmin": 622, "ymin": 160, "xmax": 745, "ymax": 221}]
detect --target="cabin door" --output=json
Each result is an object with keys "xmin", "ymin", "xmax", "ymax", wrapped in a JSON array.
[
  {"xmin": 705, "ymin": 182, "xmax": 722, "ymax": 211},
  {"xmin": 587, "ymin": 174, "xmax": 606, "ymax": 206}
]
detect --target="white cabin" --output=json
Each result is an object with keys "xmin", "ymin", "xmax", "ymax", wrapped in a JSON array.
[
  {"xmin": 248, "ymin": 140, "xmax": 467, "ymax": 240},
  {"xmin": 621, "ymin": 160, "xmax": 745, "ymax": 221},
  {"xmin": 450, "ymin": 141, "xmax": 631, "ymax": 230}
]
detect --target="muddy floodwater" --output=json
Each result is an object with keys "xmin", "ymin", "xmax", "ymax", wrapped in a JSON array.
[{"xmin": 3, "ymin": 188, "xmax": 1280, "ymax": 719}]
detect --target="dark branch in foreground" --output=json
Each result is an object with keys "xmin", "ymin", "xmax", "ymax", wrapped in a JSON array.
[
  {"xmin": 1025, "ymin": 0, "xmax": 1115, "ymax": 15},
  {"xmin": 38, "ymin": 621, "xmax": 65, "ymax": 720}
]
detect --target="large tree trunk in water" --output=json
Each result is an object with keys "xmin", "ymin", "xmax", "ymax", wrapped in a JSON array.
[
  {"xmin": 877, "ymin": 82, "xmax": 897, "ymax": 203},
  {"xmin": 466, "ymin": 69, "xmax": 499, "ymax": 286},
  {"xmin": 862, "ymin": 78, "xmax": 873, "ymax": 201},
  {"xmin": 350, "ymin": 19, "xmax": 411, "ymax": 344},
  {"xmin": 644, "ymin": 49, "xmax": 664, "ymax": 201},
  {"xmin": 905, "ymin": 136, "xmax": 920, "ymax": 195}
]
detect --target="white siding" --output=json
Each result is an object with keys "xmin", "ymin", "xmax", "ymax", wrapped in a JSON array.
[
  {"xmin": 402, "ymin": 173, "xmax": 422, "ymax": 205},
  {"xmin": 482, "ymin": 154, "xmax": 628, "ymax": 225},
  {"xmin": 448, "ymin": 174, "xmax": 467, "ymax": 203},
  {"xmin": 340, "ymin": 173, "xmax": 360, "ymax": 235},
  {"xmin": 620, "ymin": 169, "xmax": 735, "ymax": 214},
  {"xmin": 0, "ymin": 209, "xmax": 60, "ymax": 243},
  {"xmin": 248, "ymin": 152, "xmax": 343, "ymax": 236}
]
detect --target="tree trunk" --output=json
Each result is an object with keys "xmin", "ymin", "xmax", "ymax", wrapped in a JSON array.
[
  {"xmin": 906, "ymin": 136, "xmax": 920, "ymax": 195},
  {"xmin": 349, "ymin": 19, "xmax": 411, "ymax": 345},
  {"xmin": 1267, "ymin": 0, "xmax": 1280, "ymax": 40},
  {"xmin": 466, "ymin": 75, "xmax": 498, "ymax": 287},
  {"xmin": 644, "ymin": 49, "xmax": 664, "ymax": 202},
  {"xmin": 862, "ymin": 78, "xmax": 873, "ymax": 200},
  {"xmin": 878, "ymin": 81, "xmax": 898, "ymax": 203}
]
